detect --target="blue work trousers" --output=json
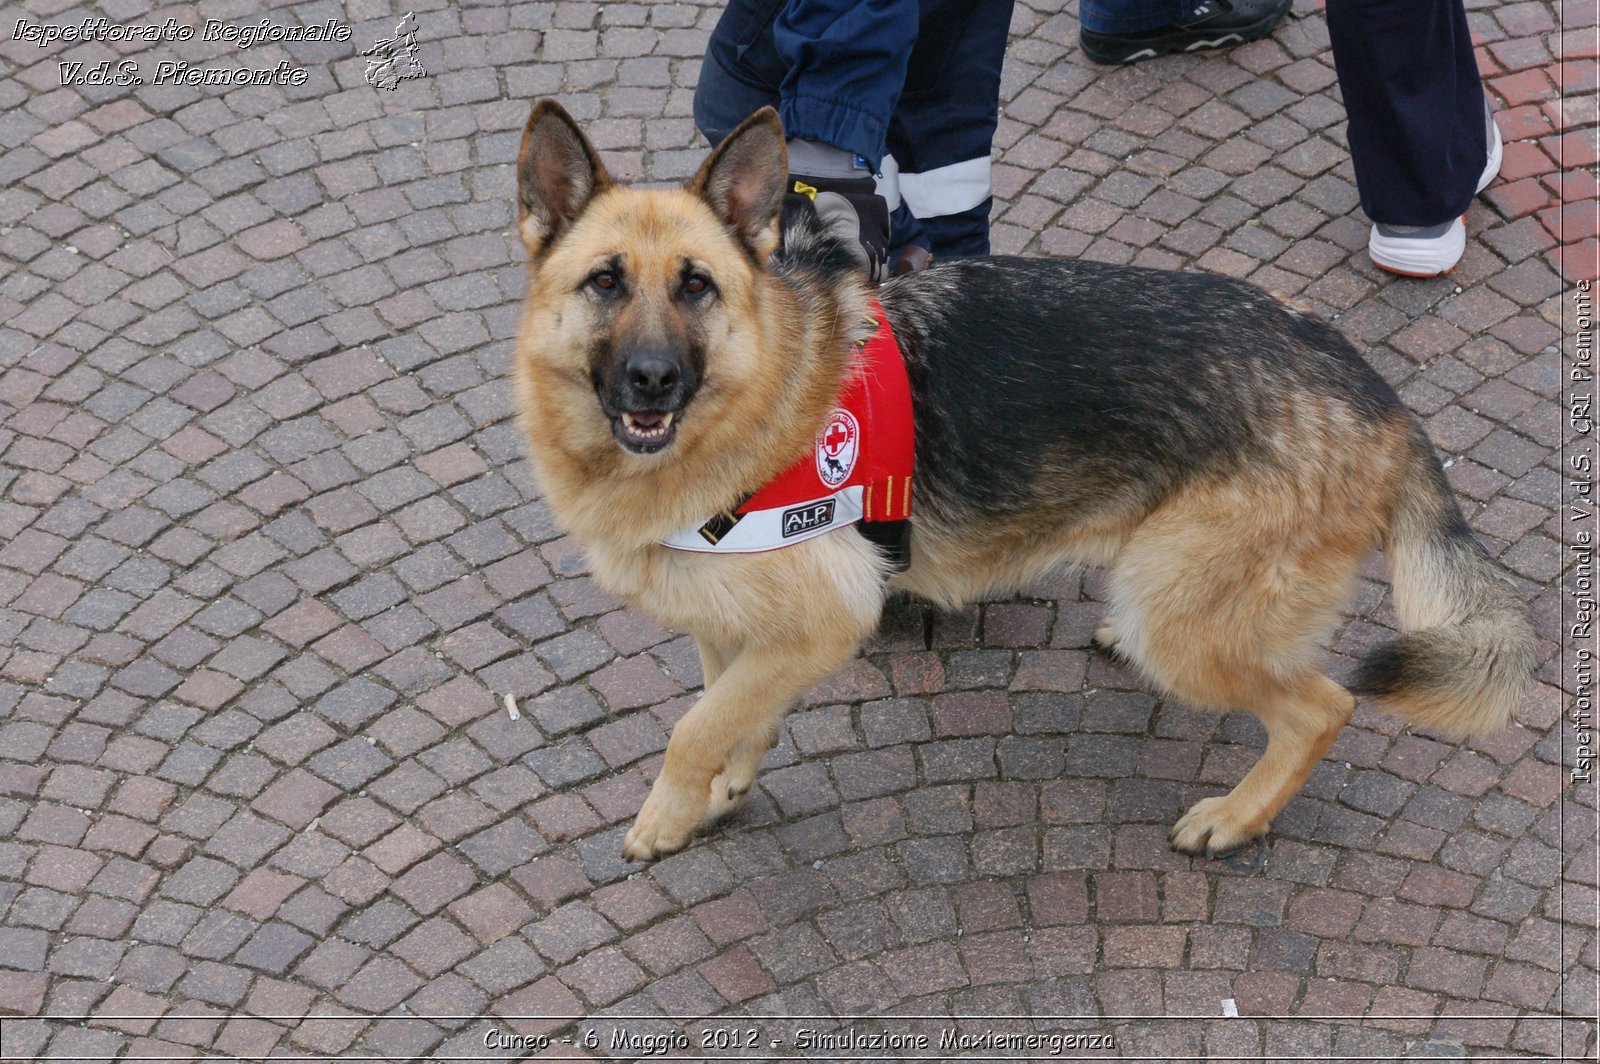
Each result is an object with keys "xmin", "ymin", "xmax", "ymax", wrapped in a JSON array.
[{"xmin": 695, "ymin": 0, "xmax": 1014, "ymax": 258}]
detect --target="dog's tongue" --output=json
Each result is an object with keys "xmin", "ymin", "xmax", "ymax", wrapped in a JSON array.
[{"xmin": 631, "ymin": 413, "xmax": 666, "ymax": 430}]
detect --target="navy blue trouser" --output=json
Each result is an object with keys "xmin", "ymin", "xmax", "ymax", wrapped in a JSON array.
[
  {"xmin": 695, "ymin": 0, "xmax": 1014, "ymax": 258},
  {"xmin": 1083, "ymin": 0, "xmax": 1486, "ymax": 226},
  {"xmin": 1326, "ymin": 0, "xmax": 1487, "ymax": 227}
]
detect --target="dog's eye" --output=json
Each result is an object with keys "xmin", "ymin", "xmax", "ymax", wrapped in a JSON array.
[
  {"xmin": 591, "ymin": 271, "xmax": 618, "ymax": 292},
  {"xmin": 684, "ymin": 274, "xmax": 710, "ymax": 296}
]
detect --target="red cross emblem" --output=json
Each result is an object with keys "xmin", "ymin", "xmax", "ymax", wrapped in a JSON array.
[{"xmin": 816, "ymin": 409, "xmax": 858, "ymax": 487}]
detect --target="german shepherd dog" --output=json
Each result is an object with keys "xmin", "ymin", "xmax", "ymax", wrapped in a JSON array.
[{"xmin": 512, "ymin": 100, "xmax": 1537, "ymax": 862}]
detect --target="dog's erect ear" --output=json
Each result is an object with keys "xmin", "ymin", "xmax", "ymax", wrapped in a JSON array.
[
  {"xmin": 689, "ymin": 107, "xmax": 787, "ymax": 261},
  {"xmin": 518, "ymin": 99, "xmax": 612, "ymax": 254}
]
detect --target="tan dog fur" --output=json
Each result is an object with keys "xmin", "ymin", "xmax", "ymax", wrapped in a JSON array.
[{"xmin": 512, "ymin": 100, "xmax": 1536, "ymax": 862}]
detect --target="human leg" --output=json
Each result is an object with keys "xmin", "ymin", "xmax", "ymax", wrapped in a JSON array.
[
  {"xmin": 1326, "ymin": 0, "xmax": 1496, "ymax": 275},
  {"xmin": 881, "ymin": 0, "xmax": 1014, "ymax": 258}
]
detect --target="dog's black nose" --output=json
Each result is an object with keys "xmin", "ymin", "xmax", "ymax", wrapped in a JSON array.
[{"xmin": 625, "ymin": 355, "xmax": 680, "ymax": 400}]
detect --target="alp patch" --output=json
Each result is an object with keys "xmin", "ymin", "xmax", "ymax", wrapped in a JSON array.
[
  {"xmin": 661, "ymin": 300, "xmax": 914, "ymax": 567},
  {"xmin": 783, "ymin": 499, "xmax": 836, "ymax": 538}
]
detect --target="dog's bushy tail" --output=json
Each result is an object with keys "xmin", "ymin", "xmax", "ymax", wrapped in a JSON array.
[{"xmin": 1352, "ymin": 435, "xmax": 1538, "ymax": 735}]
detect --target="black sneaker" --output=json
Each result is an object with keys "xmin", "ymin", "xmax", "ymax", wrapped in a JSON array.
[{"xmin": 1080, "ymin": 0, "xmax": 1292, "ymax": 64}]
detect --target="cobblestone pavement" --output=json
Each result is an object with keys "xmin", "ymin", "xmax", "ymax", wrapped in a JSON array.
[{"xmin": 0, "ymin": 0, "xmax": 1595, "ymax": 1059}]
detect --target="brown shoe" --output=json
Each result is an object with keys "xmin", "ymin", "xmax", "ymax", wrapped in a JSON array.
[{"xmin": 892, "ymin": 245, "xmax": 934, "ymax": 277}]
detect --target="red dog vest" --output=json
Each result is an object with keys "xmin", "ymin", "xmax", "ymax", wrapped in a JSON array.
[{"xmin": 661, "ymin": 302, "xmax": 914, "ymax": 558}]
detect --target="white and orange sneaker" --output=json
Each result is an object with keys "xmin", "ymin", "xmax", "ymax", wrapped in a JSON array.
[{"xmin": 1368, "ymin": 103, "xmax": 1503, "ymax": 278}]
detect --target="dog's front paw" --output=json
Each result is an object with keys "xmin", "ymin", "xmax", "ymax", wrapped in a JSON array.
[
  {"xmin": 622, "ymin": 776, "xmax": 708, "ymax": 862},
  {"xmin": 1092, "ymin": 622, "xmax": 1120, "ymax": 655},
  {"xmin": 703, "ymin": 766, "xmax": 756, "ymax": 826},
  {"xmin": 701, "ymin": 733, "xmax": 771, "ymax": 827},
  {"xmin": 1169, "ymin": 795, "xmax": 1266, "ymax": 859}
]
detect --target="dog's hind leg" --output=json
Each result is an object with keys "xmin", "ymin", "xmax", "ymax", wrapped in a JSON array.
[
  {"xmin": 1168, "ymin": 672, "xmax": 1354, "ymax": 857},
  {"xmin": 1103, "ymin": 472, "xmax": 1383, "ymax": 858}
]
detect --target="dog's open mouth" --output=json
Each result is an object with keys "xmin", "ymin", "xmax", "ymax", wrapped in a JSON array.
[{"xmin": 614, "ymin": 410, "xmax": 678, "ymax": 453}]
